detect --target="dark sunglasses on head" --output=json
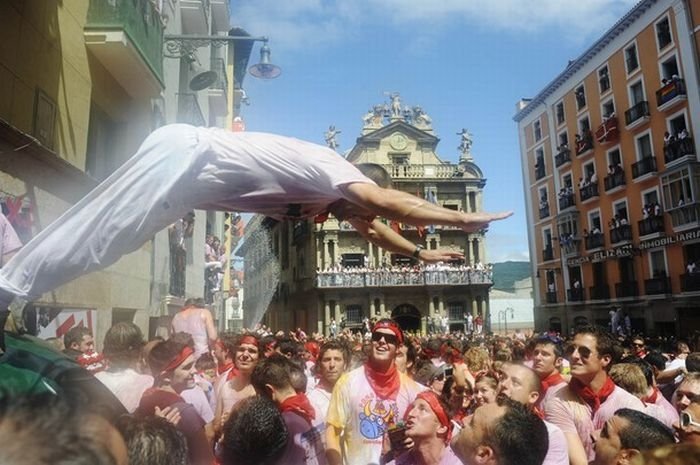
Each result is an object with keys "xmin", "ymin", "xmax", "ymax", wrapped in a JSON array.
[
  {"xmin": 632, "ymin": 342, "xmax": 644, "ymax": 347},
  {"xmin": 564, "ymin": 344, "xmax": 592, "ymax": 359},
  {"xmin": 371, "ymin": 332, "xmax": 399, "ymax": 345},
  {"xmin": 680, "ymin": 411, "xmax": 700, "ymax": 428}
]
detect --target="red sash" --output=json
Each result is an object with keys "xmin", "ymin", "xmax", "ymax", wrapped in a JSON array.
[
  {"xmin": 541, "ymin": 371, "xmax": 565, "ymax": 395},
  {"xmin": 364, "ymin": 363, "xmax": 401, "ymax": 401},
  {"xmin": 570, "ymin": 376, "xmax": 616, "ymax": 414},
  {"xmin": 280, "ymin": 393, "xmax": 316, "ymax": 425}
]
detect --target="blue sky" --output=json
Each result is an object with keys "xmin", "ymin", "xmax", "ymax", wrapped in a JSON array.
[{"xmin": 231, "ymin": 0, "xmax": 639, "ymax": 263}]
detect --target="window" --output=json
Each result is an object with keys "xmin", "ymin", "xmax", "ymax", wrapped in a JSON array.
[
  {"xmin": 598, "ymin": 65, "xmax": 611, "ymax": 93},
  {"xmin": 661, "ymin": 55, "xmax": 680, "ymax": 82},
  {"xmin": 579, "ymin": 116, "xmax": 591, "ymax": 133},
  {"xmin": 613, "ymin": 200, "xmax": 629, "ymax": 221},
  {"xmin": 607, "ymin": 148, "xmax": 622, "ymax": 167},
  {"xmin": 589, "ymin": 210, "xmax": 602, "ymax": 231},
  {"xmin": 636, "ymin": 133, "xmax": 653, "ymax": 159},
  {"xmin": 563, "ymin": 173, "xmax": 573, "ymax": 188},
  {"xmin": 583, "ymin": 161, "xmax": 596, "ymax": 180},
  {"xmin": 534, "ymin": 121, "xmax": 542, "ymax": 142},
  {"xmin": 345, "ymin": 305, "xmax": 363, "ymax": 325},
  {"xmin": 558, "ymin": 131, "xmax": 569, "ymax": 148},
  {"xmin": 661, "ymin": 167, "xmax": 693, "ymax": 209},
  {"xmin": 649, "ymin": 250, "xmax": 667, "ymax": 277},
  {"xmin": 625, "ymin": 43, "xmax": 639, "ymax": 74},
  {"xmin": 669, "ymin": 113, "xmax": 688, "ymax": 136},
  {"xmin": 539, "ymin": 186, "xmax": 548, "ymax": 203},
  {"xmin": 602, "ymin": 99, "xmax": 615, "ymax": 118},
  {"xmin": 656, "ymin": 16, "xmax": 672, "ymax": 51},
  {"xmin": 556, "ymin": 102, "xmax": 565, "ymax": 125},
  {"xmin": 643, "ymin": 188, "xmax": 660, "ymax": 206},
  {"xmin": 575, "ymin": 85, "xmax": 587, "ymax": 110},
  {"xmin": 630, "ymin": 81, "xmax": 645, "ymax": 105}
]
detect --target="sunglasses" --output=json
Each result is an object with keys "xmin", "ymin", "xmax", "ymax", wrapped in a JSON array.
[
  {"xmin": 564, "ymin": 344, "xmax": 592, "ymax": 359},
  {"xmin": 632, "ymin": 342, "xmax": 645, "ymax": 348},
  {"xmin": 681, "ymin": 411, "xmax": 700, "ymax": 429},
  {"xmin": 371, "ymin": 332, "xmax": 399, "ymax": 346}
]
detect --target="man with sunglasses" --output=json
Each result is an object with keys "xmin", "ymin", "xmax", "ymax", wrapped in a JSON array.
[
  {"xmin": 326, "ymin": 319, "xmax": 425, "ymax": 465},
  {"xmin": 630, "ymin": 337, "xmax": 647, "ymax": 359},
  {"xmin": 545, "ymin": 326, "xmax": 644, "ymax": 465},
  {"xmin": 675, "ymin": 394, "xmax": 700, "ymax": 444}
]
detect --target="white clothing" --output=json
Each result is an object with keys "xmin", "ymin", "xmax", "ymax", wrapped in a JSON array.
[
  {"xmin": 308, "ymin": 386, "xmax": 332, "ymax": 428},
  {"xmin": 0, "ymin": 125, "xmax": 375, "ymax": 302},
  {"xmin": 181, "ymin": 385, "xmax": 215, "ymax": 424},
  {"xmin": 94, "ymin": 369, "xmax": 154, "ymax": 413},
  {"xmin": 0, "ymin": 213, "xmax": 22, "ymax": 266},
  {"xmin": 543, "ymin": 420, "xmax": 569, "ymax": 465}
]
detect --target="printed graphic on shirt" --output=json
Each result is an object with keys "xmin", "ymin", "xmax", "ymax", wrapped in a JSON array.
[{"xmin": 358, "ymin": 395, "xmax": 398, "ymax": 440}]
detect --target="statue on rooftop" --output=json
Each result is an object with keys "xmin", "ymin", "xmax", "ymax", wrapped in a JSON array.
[
  {"xmin": 324, "ymin": 125, "xmax": 341, "ymax": 151},
  {"xmin": 457, "ymin": 128, "xmax": 473, "ymax": 156}
]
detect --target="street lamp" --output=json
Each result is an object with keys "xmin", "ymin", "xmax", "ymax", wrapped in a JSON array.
[
  {"xmin": 498, "ymin": 307, "xmax": 515, "ymax": 334},
  {"xmin": 163, "ymin": 34, "xmax": 281, "ymax": 79}
]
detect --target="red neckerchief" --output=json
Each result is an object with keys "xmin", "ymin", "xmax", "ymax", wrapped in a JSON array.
[
  {"xmin": 533, "ymin": 406, "xmax": 545, "ymax": 420},
  {"xmin": 541, "ymin": 371, "xmax": 565, "ymax": 395},
  {"xmin": 217, "ymin": 361, "xmax": 234, "ymax": 376},
  {"xmin": 642, "ymin": 387, "xmax": 660, "ymax": 404},
  {"xmin": 364, "ymin": 362, "xmax": 401, "ymax": 400},
  {"xmin": 569, "ymin": 376, "xmax": 616, "ymax": 414},
  {"xmin": 280, "ymin": 393, "xmax": 316, "ymax": 425},
  {"xmin": 137, "ymin": 388, "xmax": 184, "ymax": 416}
]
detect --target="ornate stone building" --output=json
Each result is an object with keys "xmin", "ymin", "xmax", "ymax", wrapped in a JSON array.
[{"xmin": 240, "ymin": 94, "xmax": 493, "ymax": 334}]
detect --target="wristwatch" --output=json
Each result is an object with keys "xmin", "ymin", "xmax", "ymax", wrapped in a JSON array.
[{"xmin": 413, "ymin": 244, "xmax": 425, "ymax": 259}]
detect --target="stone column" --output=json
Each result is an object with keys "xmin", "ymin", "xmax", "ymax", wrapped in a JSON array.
[
  {"xmin": 334, "ymin": 301, "xmax": 341, "ymax": 323},
  {"xmin": 323, "ymin": 240, "xmax": 329, "ymax": 269},
  {"xmin": 369, "ymin": 299, "xmax": 376, "ymax": 316},
  {"xmin": 472, "ymin": 297, "xmax": 478, "ymax": 317},
  {"xmin": 324, "ymin": 301, "xmax": 331, "ymax": 335},
  {"xmin": 368, "ymin": 242, "xmax": 374, "ymax": 266},
  {"xmin": 429, "ymin": 297, "xmax": 436, "ymax": 315},
  {"xmin": 380, "ymin": 299, "xmax": 386, "ymax": 317}
]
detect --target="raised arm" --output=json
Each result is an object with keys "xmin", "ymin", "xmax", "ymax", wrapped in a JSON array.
[{"xmin": 340, "ymin": 182, "xmax": 512, "ymax": 231}]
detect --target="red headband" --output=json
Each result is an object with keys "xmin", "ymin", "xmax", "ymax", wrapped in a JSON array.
[
  {"xmin": 214, "ymin": 339, "xmax": 226, "ymax": 350},
  {"xmin": 160, "ymin": 346, "xmax": 194, "ymax": 376},
  {"xmin": 404, "ymin": 391, "xmax": 452, "ymax": 443},
  {"xmin": 239, "ymin": 335, "xmax": 258, "ymax": 347},
  {"xmin": 372, "ymin": 320, "xmax": 404, "ymax": 345}
]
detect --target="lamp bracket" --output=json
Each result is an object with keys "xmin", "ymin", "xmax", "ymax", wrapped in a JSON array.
[{"xmin": 164, "ymin": 35, "xmax": 268, "ymax": 60}]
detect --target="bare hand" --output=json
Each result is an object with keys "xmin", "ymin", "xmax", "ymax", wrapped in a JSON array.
[
  {"xmin": 155, "ymin": 406, "xmax": 181, "ymax": 426},
  {"xmin": 419, "ymin": 249, "xmax": 465, "ymax": 263},
  {"xmin": 461, "ymin": 211, "xmax": 513, "ymax": 232}
]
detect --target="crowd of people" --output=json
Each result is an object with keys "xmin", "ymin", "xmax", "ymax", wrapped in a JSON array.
[
  {"xmin": 317, "ymin": 263, "xmax": 493, "ymax": 288},
  {"xmin": 2, "ymin": 299, "xmax": 700, "ymax": 465}
]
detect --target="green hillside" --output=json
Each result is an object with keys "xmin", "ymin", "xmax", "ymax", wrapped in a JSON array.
[{"xmin": 491, "ymin": 261, "xmax": 531, "ymax": 291}]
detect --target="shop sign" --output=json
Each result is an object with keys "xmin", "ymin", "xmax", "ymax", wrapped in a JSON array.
[{"xmin": 639, "ymin": 228, "xmax": 700, "ymax": 250}]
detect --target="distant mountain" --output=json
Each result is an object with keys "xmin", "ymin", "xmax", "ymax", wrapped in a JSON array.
[{"xmin": 492, "ymin": 261, "xmax": 531, "ymax": 292}]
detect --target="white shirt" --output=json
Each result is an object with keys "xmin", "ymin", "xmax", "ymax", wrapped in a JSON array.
[{"xmin": 95, "ymin": 369, "xmax": 154, "ymax": 413}]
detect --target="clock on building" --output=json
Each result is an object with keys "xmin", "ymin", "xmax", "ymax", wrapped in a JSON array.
[{"xmin": 389, "ymin": 132, "xmax": 408, "ymax": 150}]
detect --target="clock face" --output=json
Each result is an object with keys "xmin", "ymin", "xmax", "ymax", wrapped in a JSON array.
[{"xmin": 390, "ymin": 132, "xmax": 408, "ymax": 150}]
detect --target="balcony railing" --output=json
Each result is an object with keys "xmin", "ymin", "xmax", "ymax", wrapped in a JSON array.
[
  {"xmin": 575, "ymin": 132, "xmax": 594, "ymax": 156},
  {"xmin": 589, "ymin": 285, "xmax": 610, "ymax": 300},
  {"xmin": 539, "ymin": 204, "xmax": 550, "ymax": 220},
  {"xmin": 595, "ymin": 117, "xmax": 619, "ymax": 144},
  {"xmin": 644, "ymin": 276, "xmax": 671, "ymax": 295},
  {"xmin": 567, "ymin": 288, "xmax": 585, "ymax": 302},
  {"xmin": 381, "ymin": 164, "xmax": 461, "ymax": 179},
  {"xmin": 559, "ymin": 193, "xmax": 576, "ymax": 211},
  {"xmin": 85, "ymin": 0, "xmax": 165, "ymax": 89},
  {"xmin": 638, "ymin": 216, "xmax": 665, "ymax": 236},
  {"xmin": 542, "ymin": 246, "xmax": 554, "ymax": 261},
  {"xmin": 664, "ymin": 137, "xmax": 695, "ymax": 164},
  {"xmin": 656, "ymin": 78, "xmax": 686, "ymax": 108},
  {"xmin": 604, "ymin": 171, "xmax": 626, "ymax": 191},
  {"xmin": 625, "ymin": 101, "xmax": 650, "ymax": 126},
  {"xmin": 669, "ymin": 204, "xmax": 700, "ymax": 229},
  {"xmin": 535, "ymin": 162, "xmax": 546, "ymax": 180},
  {"xmin": 208, "ymin": 57, "xmax": 229, "ymax": 115},
  {"xmin": 631, "ymin": 157, "xmax": 657, "ymax": 179},
  {"xmin": 585, "ymin": 233, "xmax": 605, "ymax": 250},
  {"xmin": 561, "ymin": 239, "xmax": 581, "ymax": 257},
  {"xmin": 580, "ymin": 182, "xmax": 599, "ymax": 202},
  {"xmin": 610, "ymin": 224, "xmax": 632, "ymax": 243},
  {"xmin": 615, "ymin": 281, "xmax": 638, "ymax": 298},
  {"xmin": 555, "ymin": 147, "xmax": 571, "ymax": 167},
  {"xmin": 316, "ymin": 269, "xmax": 494, "ymax": 288},
  {"xmin": 682, "ymin": 273, "xmax": 700, "ymax": 292},
  {"xmin": 176, "ymin": 93, "xmax": 206, "ymax": 126},
  {"xmin": 210, "ymin": 57, "xmax": 228, "ymax": 95},
  {"xmin": 545, "ymin": 291, "xmax": 557, "ymax": 304}
]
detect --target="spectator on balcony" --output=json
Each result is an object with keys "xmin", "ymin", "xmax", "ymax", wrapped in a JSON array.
[
  {"xmin": 688, "ymin": 261, "xmax": 697, "ymax": 274},
  {"xmin": 619, "ymin": 216, "xmax": 628, "ymax": 226},
  {"xmin": 679, "ymin": 128, "xmax": 689, "ymax": 140},
  {"xmin": 591, "ymin": 226, "xmax": 602, "ymax": 236},
  {"xmin": 590, "ymin": 171, "xmax": 598, "ymax": 184},
  {"xmin": 664, "ymin": 131, "xmax": 675, "ymax": 146}
]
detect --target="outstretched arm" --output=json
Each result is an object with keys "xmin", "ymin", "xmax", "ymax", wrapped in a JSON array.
[
  {"xmin": 348, "ymin": 218, "xmax": 464, "ymax": 263},
  {"xmin": 341, "ymin": 182, "xmax": 512, "ymax": 231}
]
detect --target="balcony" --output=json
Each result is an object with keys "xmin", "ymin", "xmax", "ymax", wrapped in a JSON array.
[
  {"xmin": 560, "ymin": 237, "xmax": 581, "ymax": 258},
  {"xmin": 669, "ymin": 204, "xmax": 700, "ymax": 230},
  {"xmin": 615, "ymin": 281, "xmax": 638, "ymax": 298},
  {"xmin": 542, "ymin": 246, "xmax": 554, "ymax": 262},
  {"xmin": 644, "ymin": 276, "xmax": 671, "ymax": 295},
  {"xmin": 381, "ymin": 164, "xmax": 461, "ymax": 179},
  {"xmin": 555, "ymin": 147, "xmax": 572, "ymax": 167},
  {"xmin": 208, "ymin": 57, "xmax": 228, "ymax": 116},
  {"xmin": 181, "ymin": 0, "xmax": 210, "ymax": 34},
  {"xmin": 575, "ymin": 132, "xmax": 594, "ymax": 156},
  {"xmin": 595, "ymin": 117, "xmax": 619, "ymax": 145},
  {"xmin": 579, "ymin": 182, "xmax": 599, "ymax": 202},
  {"xmin": 604, "ymin": 170, "xmax": 626, "ymax": 192},
  {"xmin": 84, "ymin": 0, "xmax": 165, "ymax": 97},
  {"xmin": 589, "ymin": 285, "xmax": 610, "ymax": 300},
  {"xmin": 535, "ymin": 161, "xmax": 546, "ymax": 180},
  {"xmin": 638, "ymin": 216, "xmax": 665, "ymax": 236},
  {"xmin": 624, "ymin": 101, "xmax": 650, "ymax": 129},
  {"xmin": 210, "ymin": 0, "xmax": 231, "ymax": 33},
  {"xmin": 558, "ymin": 193, "xmax": 576, "ymax": 211},
  {"xmin": 585, "ymin": 232, "xmax": 605, "ymax": 250},
  {"xmin": 545, "ymin": 291, "xmax": 557, "ymax": 304},
  {"xmin": 664, "ymin": 137, "xmax": 695, "ymax": 165},
  {"xmin": 539, "ymin": 204, "xmax": 550, "ymax": 220},
  {"xmin": 631, "ymin": 157, "xmax": 657, "ymax": 180},
  {"xmin": 316, "ymin": 269, "xmax": 494, "ymax": 288},
  {"xmin": 682, "ymin": 273, "xmax": 700, "ymax": 292},
  {"xmin": 567, "ymin": 288, "xmax": 585, "ymax": 302},
  {"xmin": 656, "ymin": 78, "xmax": 687, "ymax": 111},
  {"xmin": 176, "ymin": 93, "xmax": 206, "ymax": 126},
  {"xmin": 610, "ymin": 224, "xmax": 632, "ymax": 244}
]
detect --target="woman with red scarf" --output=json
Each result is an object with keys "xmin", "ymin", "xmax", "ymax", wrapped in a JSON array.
[{"xmin": 136, "ymin": 339, "xmax": 214, "ymax": 465}]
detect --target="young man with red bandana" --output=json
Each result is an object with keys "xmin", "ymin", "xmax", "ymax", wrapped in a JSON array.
[
  {"xmin": 136, "ymin": 339, "xmax": 214, "ymax": 465},
  {"xmin": 252, "ymin": 353, "xmax": 327, "ymax": 465},
  {"xmin": 544, "ymin": 326, "xmax": 644, "ymax": 465},
  {"xmin": 531, "ymin": 336, "xmax": 568, "ymax": 414},
  {"xmin": 326, "ymin": 319, "xmax": 426, "ymax": 465}
]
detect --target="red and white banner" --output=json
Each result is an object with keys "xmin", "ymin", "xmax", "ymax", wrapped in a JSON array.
[{"xmin": 37, "ymin": 308, "xmax": 97, "ymax": 340}]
